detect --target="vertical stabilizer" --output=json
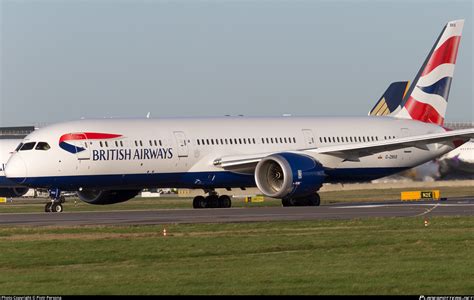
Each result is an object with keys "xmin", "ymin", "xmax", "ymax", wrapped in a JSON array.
[
  {"xmin": 369, "ymin": 81, "xmax": 410, "ymax": 116},
  {"xmin": 393, "ymin": 19, "xmax": 464, "ymax": 125}
]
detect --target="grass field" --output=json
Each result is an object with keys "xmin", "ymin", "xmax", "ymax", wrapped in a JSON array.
[
  {"xmin": 0, "ymin": 216, "xmax": 473, "ymax": 295},
  {"xmin": 0, "ymin": 185, "xmax": 473, "ymax": 214}
]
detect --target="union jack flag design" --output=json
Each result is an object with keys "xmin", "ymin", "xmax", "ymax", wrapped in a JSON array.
[{"xmin": 394, "ymin": 20, "xmax": 464, "ymax": 125}]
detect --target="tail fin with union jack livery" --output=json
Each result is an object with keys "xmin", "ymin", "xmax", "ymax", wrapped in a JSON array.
[{"xmin": 393, "ymin": 19, "xmax": 464, "ymax": 125}]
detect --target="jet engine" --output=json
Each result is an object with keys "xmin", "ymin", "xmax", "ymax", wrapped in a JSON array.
[
  {"xmin": 255, "ymin": 152, "xmax": 325, "ymax": 199},
  {"xmin": 77, "ymin": 189, "xmax": 141, "ymax": 205},
  {"xmin": 0, "ymin": 187, "xmax": 29, "ymax": 198}
]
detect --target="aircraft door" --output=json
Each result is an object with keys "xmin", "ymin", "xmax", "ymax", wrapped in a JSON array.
[
  {"xmin": 173, "ymin": 131, "xmax": 189, "ymax": 158},
  {"xmin": 302, "ymin": 129, "xmax": 316, "ymax": 148}
]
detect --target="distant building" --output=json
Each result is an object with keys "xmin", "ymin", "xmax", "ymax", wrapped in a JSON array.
[
  {"xmin": 444, "ymin": 122, "xmax": 474, "ymax": 130},
  {"xmin": 0, "ymin": 126, "xmax": 35, "ymax": 139}
]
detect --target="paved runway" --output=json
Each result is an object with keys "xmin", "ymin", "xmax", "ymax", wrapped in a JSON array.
[{"xmin": 1, "ymin": 198, "xmax": 473, "ymax": 226}]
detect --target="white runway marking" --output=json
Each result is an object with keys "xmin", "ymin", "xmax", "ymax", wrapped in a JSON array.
[
  {"xmin": 331, "ymin": 203, "xmax": 474, "ymax": 209},
  {"xmin": 415, "ymin": 203, "xmax": 440, "ymax": 217}
]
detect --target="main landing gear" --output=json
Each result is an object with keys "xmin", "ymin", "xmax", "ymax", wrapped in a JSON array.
[
  {"xmin": 192, "ymin": 191, "xmax": 232, "ymax": 209},
  {"xmin": 45, "ymin": 188, "xmax": 65, "ymax": 213},
  {"xmin": 282, "ymin": 193, "xmax": 321, "ymax": 207}
]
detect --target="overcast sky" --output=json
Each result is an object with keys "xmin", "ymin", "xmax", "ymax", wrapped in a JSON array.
[{"xmin": 0, "ymin": 0, "xmax": 472, "ymax": 127}]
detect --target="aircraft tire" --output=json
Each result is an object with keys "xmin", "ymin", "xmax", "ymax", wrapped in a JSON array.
[
  {"xmin": 218, "ymin": 195, "xmax": 232, "ymax": 208},
  {"xmin": 52, "ymin": 203, "xmax": 63, "ymax": 213},
  {"xmin": 193, "ymin": 196, "xmax": 206, "ymax": 209},
  {"xmin": 307, "ymin": 194, "xmax": 321, "ymax": 206},
  {"xmin": 206, "ymin": 195, "xmax": 219, "ymax": 208}
]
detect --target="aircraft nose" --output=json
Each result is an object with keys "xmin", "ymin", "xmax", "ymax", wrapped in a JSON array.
[{"xmin": 5, "ymin": 154, "xmax": 27, "ymax": 184}]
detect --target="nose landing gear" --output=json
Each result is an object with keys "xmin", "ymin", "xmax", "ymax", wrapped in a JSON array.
[{"xmin": 45, "ymin": 188, "xmax": 65, "ymax": 213}]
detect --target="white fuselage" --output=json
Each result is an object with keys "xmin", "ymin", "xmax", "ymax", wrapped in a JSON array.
[
  {"xmin": 0, "ymin": 139, "xmax": 23, "ymax": 187},
  {"xmin": 439, "ymin": 139, "xmax": 474, "ymax": 174},
  {"xmin": 5, "ymin": 116, "xmax": 455, "ymax": 191},
  {"xmin": 443, "ymin": 139, "xmax": 474, "ymax": 163}
]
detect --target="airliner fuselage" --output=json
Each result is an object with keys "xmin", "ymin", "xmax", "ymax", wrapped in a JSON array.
[{"xmin": 6, "ymin": 116, "xmax": 452, "ymax": 191}]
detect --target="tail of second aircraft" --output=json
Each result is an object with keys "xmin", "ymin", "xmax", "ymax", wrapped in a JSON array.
[
  {"xmin": 393, "ymin": 19, "xmax": 464, "ymax": 125},
  {"xmin": 369, "ymin": 81, "xmax": 410, "ymax": 116}
]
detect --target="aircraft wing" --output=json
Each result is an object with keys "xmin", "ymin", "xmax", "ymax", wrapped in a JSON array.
[
  {"xmin": 213, "ymin": 128, "xmax": 474, "ymax": 169},
  {"xmin": 308, "ymin": 128, "xmax": 474, "ymax": 161}
]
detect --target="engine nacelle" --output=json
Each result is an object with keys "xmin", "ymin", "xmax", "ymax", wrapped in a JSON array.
[
  {"xmin": 0, "ymin": 187, "xmax": 29, "ymax": 198},
  {"xmin": 77, "ymin": 189, "xmax": 141, "ymax": 205},
  {"xmin": 255, "ymin": 152, "xmax": 325, "ymax": 199}
]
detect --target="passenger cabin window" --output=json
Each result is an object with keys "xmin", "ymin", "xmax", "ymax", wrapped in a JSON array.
[
  {"xmin": 20, "ymin": 142, "xmax": 36, "ymax": 151},
  {"xmin": 35, "ymin": 142, "xmax": 50, "ymax": 151}
]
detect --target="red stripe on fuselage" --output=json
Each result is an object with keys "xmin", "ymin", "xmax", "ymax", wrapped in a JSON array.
[
  {"xmin": 404, "ymin": 97, "xmax": 445, "ymax": 125},
  {"xmin": 59, "ymin": 132, "xmax": 122, "ymax": 143},
  {"xmin": 421, "ymin": 36, "xmax": 461, "ymax": 76}
]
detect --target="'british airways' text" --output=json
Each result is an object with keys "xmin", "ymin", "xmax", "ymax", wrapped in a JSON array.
[{"xmin": 92, "ymin": 148, "xmax": 173, "ymax": 161}]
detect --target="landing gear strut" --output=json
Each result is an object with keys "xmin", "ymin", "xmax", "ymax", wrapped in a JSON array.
[
  {"xmin": 45, "ymin": 188, "xmax": 65, "ymax": 213},
  {"xmin": 193, "ymin": 191, "xmax": 232, "ymax": 209},
  {"xmin": 282, "ymin": 193, "xmax": 320, "ymax": 207}
]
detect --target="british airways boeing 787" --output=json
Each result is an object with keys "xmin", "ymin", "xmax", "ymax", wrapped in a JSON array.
[{"xmin": 5, "ymin": 20, "xmax": 473, "ymax": 212}]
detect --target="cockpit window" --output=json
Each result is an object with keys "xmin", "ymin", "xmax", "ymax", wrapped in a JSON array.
[
  {"xmin": 35, "ymin": 142, "xmax": 51, "ymax": 151},
  {"xmin": 15, "ymin": 143, "xmax": 24, "ymax": 152},
  {"xmin": 20, "ymin": 142, "xmax": 36, "ymax": 151}
]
